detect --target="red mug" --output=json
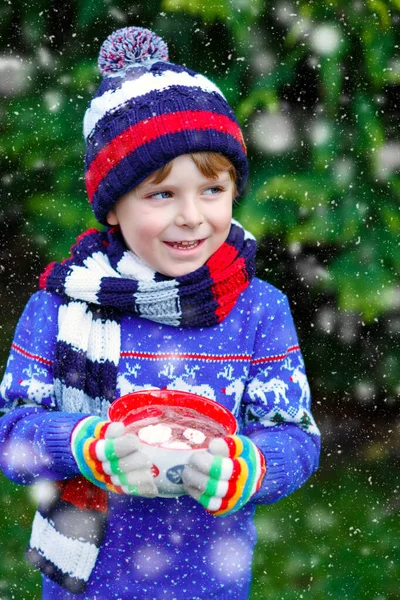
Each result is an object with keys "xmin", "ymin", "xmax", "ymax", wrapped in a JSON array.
[{"xmin": 108, "ymin": 390, "xmax": 237, "ymax": 497}]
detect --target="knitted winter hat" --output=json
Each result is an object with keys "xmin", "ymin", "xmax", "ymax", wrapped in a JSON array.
[{"xmin": 83, "ymin": 26, "xmax": 248, "ymax": 225}]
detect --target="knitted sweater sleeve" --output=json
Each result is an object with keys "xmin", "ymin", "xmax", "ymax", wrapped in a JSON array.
[
  {"xmin": 240, "ymin": 290, "xmax": 321, "ymax": 505},
  {"xmin": 0, "ymin": 291, "xmax": 85, "ymax": 484}
]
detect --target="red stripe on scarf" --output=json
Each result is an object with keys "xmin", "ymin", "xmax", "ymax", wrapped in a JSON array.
[
  {"xmin": 85, "ymin": 111, "xmax": 246, "ymax": 201},
  {"xmin": 58, "ymin": 476, "xmax": 108, "ymax": 512},
  {"xmin": 39, "ymin": 261, "xmax": 57, "ymax": 290},
  {"xmin": 207, "ymin": 243, "xmax": 249, "ymax": 321},
  {"xmin": 75, "ymin": 228, "xmax": 99, "ymax": 244}
]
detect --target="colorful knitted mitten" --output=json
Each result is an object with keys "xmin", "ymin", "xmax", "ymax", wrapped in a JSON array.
[
  {"xmin": 182, "ymin": 434, "xmax": 266, "ymax": 516},
  {"xmin": 71, "ymin": 416, "xmax": 158, "ymax": 497}
]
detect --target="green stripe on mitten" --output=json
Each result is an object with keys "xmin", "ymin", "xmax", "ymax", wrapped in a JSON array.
[
  {"xmin": 182, "ymin": 434, "xmax": 266, "ymax": 516},
  {"xmin": 71, "ymin": 416, "xmax": 158, "ymax": 497}
]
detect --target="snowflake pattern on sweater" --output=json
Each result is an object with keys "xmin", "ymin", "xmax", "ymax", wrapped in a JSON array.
[{"xmin": 0, "ymin": 278, "xmax": 320, "ymax": 600}]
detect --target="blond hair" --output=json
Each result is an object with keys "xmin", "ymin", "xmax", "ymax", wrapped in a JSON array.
[{"xmin": 147, "ymin": 152, "xmax": 238, "ymax": 197}]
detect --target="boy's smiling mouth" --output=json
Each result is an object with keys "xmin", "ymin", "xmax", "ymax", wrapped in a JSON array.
[{"xmin": 163, "ymin": 239, "xmax": 206, "ymax": 251}]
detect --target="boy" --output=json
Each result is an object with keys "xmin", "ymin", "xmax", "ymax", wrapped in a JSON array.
[{"xmin": 0, "ymin": 26, "xmax": 320, "ymax": 599}]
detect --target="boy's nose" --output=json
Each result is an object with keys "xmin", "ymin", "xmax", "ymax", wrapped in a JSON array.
[{"xmin": 175, "ymin": 197, "xmax": 204, "ymax": 228}]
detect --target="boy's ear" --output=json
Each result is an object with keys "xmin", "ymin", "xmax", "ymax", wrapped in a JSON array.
[{"xmin": 106, "ymin": 207, "xmax": 119, "ymax": 226}]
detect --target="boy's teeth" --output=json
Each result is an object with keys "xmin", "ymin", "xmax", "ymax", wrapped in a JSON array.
[{"xmin": 171, "ymin": 240, "xmax": 200, "ymax": 249}]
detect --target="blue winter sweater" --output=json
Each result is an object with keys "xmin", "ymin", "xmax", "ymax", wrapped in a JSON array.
[{"xmin": 0, "ymin": 278, "xmax": 320, "ymax": 599}]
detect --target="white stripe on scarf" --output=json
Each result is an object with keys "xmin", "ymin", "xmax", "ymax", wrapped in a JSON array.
[
  {"xmin": 116, "ymin": 250, "xmax": 156, "ymax": 281},
  {"xmin": 54, "ymin": 380, "xmax": 111, "ymax": 417},
  {"xmin": 58, "ymin": 302, "xmax": 93, "ymax": 352},
  {"xmin": 63, "ymin": 246, "xmax": 184, "ymax": 324},
  {"xmin": 55, "ymin": 300, "xmax": 120, "ymax": 414},
  {"xmin": 87, "ymin": 318, "xmax": 120, "ymax": 366},
  {"xmin": 134, "ymin": 280, "xmax": 181, "ymax": 326},
  {"xmin": 64, "ymin": 252, "xmax": 117, "ymax": 304},
  {"xmin": 30, "ymin": 511, "xmax": 99, "ymax": 582}
]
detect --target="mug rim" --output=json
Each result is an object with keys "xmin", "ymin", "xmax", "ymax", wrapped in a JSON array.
[{"xmin": 108, "ymin": 389, "xmax": 238, "ymax": 443}]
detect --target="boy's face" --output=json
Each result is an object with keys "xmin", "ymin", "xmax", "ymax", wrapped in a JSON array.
[{"xmin": 107, "ymin": 154, "xmax": 234, "ymax": 278}]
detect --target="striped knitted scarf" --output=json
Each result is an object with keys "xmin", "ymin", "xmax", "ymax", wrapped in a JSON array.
[
  {"xmin": 40, "ymin": 218, "xmax": 256, "ymax": 327},
  {"xmin": 27, "ymin": 219, "xmax": 256, "ymax": 594}
]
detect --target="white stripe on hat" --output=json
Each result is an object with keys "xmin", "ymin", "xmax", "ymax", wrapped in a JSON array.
[{"xmin": 83, "ymin": 70, "xmax": 226, "ymax": 140}]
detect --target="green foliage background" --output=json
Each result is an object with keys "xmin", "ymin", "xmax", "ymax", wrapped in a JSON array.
[{"xmin": 0, "ymin": 0, "xmax": 399, "ymax": 598}]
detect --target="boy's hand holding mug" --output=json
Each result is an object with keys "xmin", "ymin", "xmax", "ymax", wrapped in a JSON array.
[
  {"xmin": 182, "ymin": 435, "xmax": 266, "ymax": 516},
  {"xmin": 71, "ymin": 416, "xmax": 158, "ymax": 497}
]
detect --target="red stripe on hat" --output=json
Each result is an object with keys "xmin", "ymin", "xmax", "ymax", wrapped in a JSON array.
[{"xmin": 86, "ymin": 110, "xmax": 246, "ymax": 202}]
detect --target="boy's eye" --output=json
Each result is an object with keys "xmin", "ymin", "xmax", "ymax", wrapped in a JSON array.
[
  {"xmin": 203, "ymin": 186, "xmax": 223, "ymax": 195},
  {"xmin": 150, "ymin": 191, "xmax": 172, "ymax": 199},
  {"xmin": 148, "ymin": 186, "xmax": 223, "ymax": 199}
]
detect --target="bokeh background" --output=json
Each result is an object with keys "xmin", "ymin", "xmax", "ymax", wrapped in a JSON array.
[{"xmin": 0, "ymin": 1, "xmax": 399, "ymax": 598}]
